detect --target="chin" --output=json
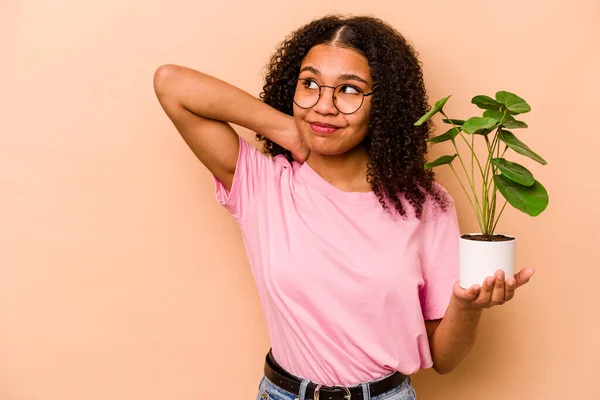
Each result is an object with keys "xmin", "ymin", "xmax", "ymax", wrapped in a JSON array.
[
  {"xmin": 309, "ymin": 136, "xmax": 367, "ymax": 155},
  {"xmin": 307, "ymin": 143, "xmax": 355, "ymax": 156},
  {"xmin": 310, "ymin": 148, "xmax": 341, "ymax": 156}
]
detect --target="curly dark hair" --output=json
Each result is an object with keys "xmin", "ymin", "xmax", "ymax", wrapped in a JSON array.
[{"xmin": 257, "ymin": 15, "xmax": 449, "ymax": 219}]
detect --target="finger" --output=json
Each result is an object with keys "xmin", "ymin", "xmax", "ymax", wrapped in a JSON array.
[
  {"xmin": 490, "ymin": 270, "xmax": 506, "ymax": 305},
  {"xmin": 454, "ymin": 282, "xmax": 481, "ymax": 303},
  {"xmin": 505, "ymin": 277, "xmax": 517, "ymax": 301},
  {"xmin": 475, "ymin": 276, "xmax": 495, "ymax": 305},
  {"xmin": 453, "ymin": 282, "xmax": 481, "ymax": 302},
  {"xmin": 469, "ymin": 284, "xmax": 482, "ymax": 300},
  {"xmin": 514, "ymin": 268, "xmax": 535, "ymax": 288}
]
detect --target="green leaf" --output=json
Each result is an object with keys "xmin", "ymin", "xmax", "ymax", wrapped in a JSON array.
[
  {"xmin": 495, "ymin": 91, "xmax": 531, "ymax": 115},
  {"xmin": 424, "ymin": 154, "xmax": 457, "ymax": 170},
  {"xmin": 462, "ymin": 117, "xmax": 498, "ymax": 135},
  {"xmin": 442, "ymin": 118, "xmax": 465, "ymax": 126},
  {"xmin": 483, "ymin": 110, "xmax": 513, "ymax": 124},
  {"xmin": 502, "ymin": 119, "xmax": 528, "ymax": 129},
  {"xmin": 491, "ymin": 158, "xmax": 535, "ymax": 186},
  {"xmin": 414, "ymin": 96, "xmax": 451, "ymax": 126},
  {"xmin": 494, "ymin": 175, "xmax": 549, "ymax": 216},
  {"xmin": 427, "ymin": 127, "xmax": 462, "ymax": 144},
  {"xmin": 498, "ymin": 130, "xmax": 547, "ymax": 165},
  {"xmin": 482, "ymin": 110, "xmax": 528, "ymax": 129},
  {"xmin": 472, "ymin": 95, "xmax": 503, "ymax": 111}
]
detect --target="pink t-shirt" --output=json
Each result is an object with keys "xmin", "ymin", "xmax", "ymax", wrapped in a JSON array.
[{"xmin": 213, "ymin": 138, "xmax": 459, "ymax": 386}]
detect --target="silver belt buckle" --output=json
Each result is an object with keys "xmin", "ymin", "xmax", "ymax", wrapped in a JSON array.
[
  {"xmin": 333, "ymin": 385, "xmax": 351, "ymax": 400},
  {"xmin": 313, "ymin": 383, "xmax": 351, "ymax": 400},
  {"xmin": 314, "ymin": 384, "xmax": 322, "ymax": 400}
]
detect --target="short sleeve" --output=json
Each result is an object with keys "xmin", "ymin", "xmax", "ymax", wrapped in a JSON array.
[
  {"xmin": 418, "ymin": 192, "xmax": 460, "ymax": 320},
  {"xmin": 212, "ymin": 137, "xmax": 273, "ymax": 223}
]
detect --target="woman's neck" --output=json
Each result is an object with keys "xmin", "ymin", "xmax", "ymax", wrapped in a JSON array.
[{"xmin": 305, "ymin": 145, "xmax": 371, "ymax": 193}]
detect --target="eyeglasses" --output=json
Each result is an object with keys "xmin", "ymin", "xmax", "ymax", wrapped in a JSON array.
[{"xmin": 293, "ymin": 78, "xmax": 374, "ymax": 115}]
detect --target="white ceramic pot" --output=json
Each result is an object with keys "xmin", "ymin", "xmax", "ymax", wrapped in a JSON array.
[{"xmin": 459, "ymin": 233, "xmax": 516, "ymax": 289}]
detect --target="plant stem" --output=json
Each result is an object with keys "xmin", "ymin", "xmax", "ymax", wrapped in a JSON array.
[
  {"xmin": 471, "ymin": 133, "xmax": 475, "ymax": 221},
  {"xmin": 441, "ymin": 112, "xmax": 485, "ymax": 177},
  {"xmin": 491, "ymin": 200, "xmax": 508, "ymax": 233},
  {"xmin": 489, "ymin": 126, "xmax": 504, "ymax": 233},
  {"xmin": 482, "ymin": 134, "xmax": 493, "ymax": 235},
  {"xmin": 449, "ymin": 164, "xmax": 484, "ymax": 229},
  {"xmin": 481, "ymin": 108, "xmax": 507, "ymax": 236},
  {"xmin": 488, "ymin": 186, "xmax": 498, "ymax": 234},
  {"xmin": 440, "ymin": 112, "xmax": 485, "ymax": 230},
  {"xmin": 485, "ymin": 131, "xmax": 500, "ymax": 235},
  {"xmin": 452, "ymin": 142, "xmax": 482, "ymax": 217}
]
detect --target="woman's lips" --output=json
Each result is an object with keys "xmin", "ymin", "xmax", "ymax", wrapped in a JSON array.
[{"xmin": 309, "ymin": 123, "xmax": 339, "ymax": 134}]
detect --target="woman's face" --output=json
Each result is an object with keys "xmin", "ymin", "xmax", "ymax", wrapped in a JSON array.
[{"xmin": 293, "ymin": 44, "xmax": 373, "ymax": 156}]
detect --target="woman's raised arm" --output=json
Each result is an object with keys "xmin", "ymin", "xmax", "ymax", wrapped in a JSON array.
[{"xmin": 153, "ymin": 64, "xmax": 304, "ymax": 189}]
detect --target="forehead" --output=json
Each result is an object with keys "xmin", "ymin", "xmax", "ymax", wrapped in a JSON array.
[{"xmin": 300, "ymin": 44, "xmax": 371, "ymax": 81}]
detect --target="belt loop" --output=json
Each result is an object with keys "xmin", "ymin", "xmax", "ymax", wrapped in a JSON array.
[
  {"xmin": 298, "ymin": 379, "xmax": 310, "ymax": 400},
  {"xmin": 361, "ymin": 382, "xmax": 371, "ymax": 400}
]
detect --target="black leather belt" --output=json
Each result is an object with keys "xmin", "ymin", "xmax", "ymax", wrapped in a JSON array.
[{"xmin": 263, "ymin": 350, "xmax": 408, "ymax": 400}]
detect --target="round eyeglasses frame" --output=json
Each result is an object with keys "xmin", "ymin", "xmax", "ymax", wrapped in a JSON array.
[{"xmin": 293, "ymin": 79, "xmax": 375, "ymax": 115}]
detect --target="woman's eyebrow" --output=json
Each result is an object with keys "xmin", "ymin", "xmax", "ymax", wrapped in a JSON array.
[
  {"xmin": 299, "ymin": 66, "xmax": 320, "ymax": 75},
  {"xmin": 338, "ymin": 73, "xmax": 369, "ymax": 85},
  {"xmin": 299, "ymin": 66, "xmax": 369, "ymax": 85}
]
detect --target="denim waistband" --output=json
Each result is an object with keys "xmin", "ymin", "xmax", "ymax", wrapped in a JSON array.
[{"xmin": 257, "ymin": 368, "xmax": 415, "ymax": 400}]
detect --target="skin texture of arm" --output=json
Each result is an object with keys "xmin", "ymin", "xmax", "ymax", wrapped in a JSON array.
[{"xmin": 153, "ymin": 64, "xmax": 308, "ymax": 190}]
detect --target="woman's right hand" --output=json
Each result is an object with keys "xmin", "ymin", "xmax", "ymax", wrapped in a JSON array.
[{"xmin": 286, "ymin": 118, "xmax": 310, "ymax": 163}]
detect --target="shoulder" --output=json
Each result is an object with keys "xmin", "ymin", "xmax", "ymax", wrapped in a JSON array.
[
  {"xmin": 241, "ymin": 138, "xmax": 294, "ymax": 173},
  {"xmin": 419, "ymin": 182, "xmax": 456, "ymax": 223}
]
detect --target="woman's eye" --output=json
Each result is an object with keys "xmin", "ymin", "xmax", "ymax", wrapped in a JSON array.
[
  {"xmin": 302, "ymin": 79, "xmax": 319, "ymax": 89},
  {"xmin": 339, "ymin": 85, "xmax": 361, "ymax": 95}
]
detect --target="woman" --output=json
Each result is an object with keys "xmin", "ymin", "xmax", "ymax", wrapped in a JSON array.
[{"xmin": 153, "ymin": 15, "xmax": 534, "ymax": 400}]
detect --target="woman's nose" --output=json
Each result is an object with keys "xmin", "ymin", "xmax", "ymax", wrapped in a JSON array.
[{"xmin": 312, "ymin": 87, "xmax": 338, "ymax": 115}]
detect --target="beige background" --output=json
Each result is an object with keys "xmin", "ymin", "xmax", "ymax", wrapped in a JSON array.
[{"xmin": 2, "ymin": 0, "xmax": 598, "ymax": 399}]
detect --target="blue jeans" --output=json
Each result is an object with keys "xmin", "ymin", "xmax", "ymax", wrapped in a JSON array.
[{"xmin": 256, "ymin": 374, "xmax": 417, "ymax": 400}]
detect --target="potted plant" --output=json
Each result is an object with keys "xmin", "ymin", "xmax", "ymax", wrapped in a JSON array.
[{"xmin": 415, "ymin": 91, "xmax": 549, "ymax": 288}]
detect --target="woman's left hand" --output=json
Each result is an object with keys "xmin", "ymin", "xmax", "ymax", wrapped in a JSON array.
[{"xmin": 452, "ymin": 268, "xmax": 536, "ymax": 309}]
